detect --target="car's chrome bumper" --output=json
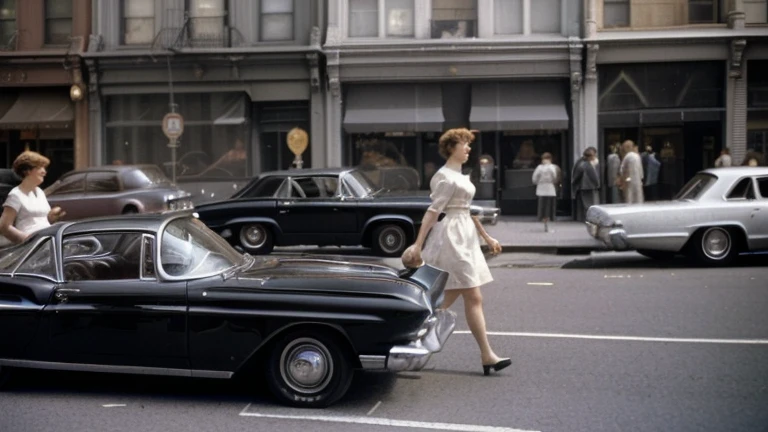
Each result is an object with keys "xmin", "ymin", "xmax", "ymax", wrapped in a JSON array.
[
  {"xmin": 471, "ymin": 205, "xmax": 500, "ymax": 226},
  {"xmin": 586, "ymin": 222, "xmax": 630, "ymax": 250},
  {"xmin": 358, "ymin": 308, "xmax": 457, "ymax": 372}
]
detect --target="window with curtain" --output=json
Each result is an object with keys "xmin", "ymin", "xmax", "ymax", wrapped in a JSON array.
[
  {"xmin": 431, "ymin": 0, "xmax": 476, "ymax": 38},
  {"xmin": 261, "ymin": 0, "xmax": 294, "ymax": 41},
  {"xmin": 603, "ymin": 0, "xmax": 629, "ymax": 28},
  {"xmin": 348, "ymin": 0, "xmax": 414, "ymax": 38},
  {"xmin": 531, "ymin": 0, "xmax": 561, "ymax": 33},
  {"xmin": 744, "ymin": 0, "xmax": 767, "ymax": 23},
  {"xmin": 123, "ymin": 0, "xmax": 155, "ymax": 45},
  {"xmin": 45, "ymin": 0, "xmax": 72, "ymax": 45},
  {"xmin": 0, "ymin": 0, "xmax": 16, "ymax": 48},
  {"xmin": 188, "ymin": 0, "xmax": 226, "ymax": 45},
  {"xmin": 688, "ymin": 0, "xmax": 717, "ymax": 23},
  {"xmin": 494, "ymin": 0, "xmax": 522, "ymax": 34}
]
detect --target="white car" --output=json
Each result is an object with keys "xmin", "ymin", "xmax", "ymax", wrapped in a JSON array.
[{"xmin": 586, "ymin": 167, "xmax": 768, "ymax": 265}]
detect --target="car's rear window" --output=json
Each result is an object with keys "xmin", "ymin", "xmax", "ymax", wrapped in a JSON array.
[
  {"xmin": 674, "ymin": 173, "xmax": 717, "ymax": 200},
  {"xmin": 123, "ymin": 166, "xmax": 172, "ymax": 189}
]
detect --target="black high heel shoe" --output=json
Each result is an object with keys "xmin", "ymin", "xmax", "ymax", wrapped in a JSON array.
[{"xmin": 482, "ymin": 358, "xmax": 512, "ymax": 376}]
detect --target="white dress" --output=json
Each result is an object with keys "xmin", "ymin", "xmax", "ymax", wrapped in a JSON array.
[
  {"xmin": 422, "ymin": 166, "xmax": 493, "ymax": 290},
  {"xmin": 0, "ymin": 187, "xmax": 51, "ymax": 246}
]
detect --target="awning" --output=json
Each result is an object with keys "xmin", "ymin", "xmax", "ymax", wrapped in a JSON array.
[
  {"xmin": 0, "ymin": 91, "xmax": 74, "ymax": 130},
  {"xmin": 470, "ymin": 82, "xmax": 569, "ymax": 131},
  {"xmin": 0, "ymin": 92, "xmax": 18, "ymax": 120},
  {"xmin": 343, "ymin": 84, "xmax": 444, "ymax": 133}
]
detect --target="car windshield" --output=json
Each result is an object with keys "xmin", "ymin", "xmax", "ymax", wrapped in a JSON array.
[
  {"xmin": 674, "ymin": 173, "xmax": 717, "ymax": 201},
  {"xmin": 160, "ymin": 217, "xmax": 244, "ymax": 278},
  {"xmin": 344, "ymin": 170, "xmax": 380, "ymax": 197}
]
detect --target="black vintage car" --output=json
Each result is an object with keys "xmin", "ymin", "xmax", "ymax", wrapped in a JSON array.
[
  {"xmin": 0, "ymin": 211, "xmax": 455, "ymax": 408},
  {"xmin": 195, "ymin": 168, "xmax": 499, "ymax": 256}
]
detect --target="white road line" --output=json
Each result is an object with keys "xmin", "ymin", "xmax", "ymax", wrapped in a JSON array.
[
  {"xmin": 526, "ymin": 282, "xmax": 553, "ymax": 286},
  {"xmin": 102, "ymin": 404, "xmax": 127, "ymax": 408},
  {"xmin": 239, "ymin": 410, "xmax": 539, "ymax": 432},
  {"xmin": 454, "ymin": 331, "xmax": 768, "ymax": 345},
  {"xmin": 367, "ymin": 400, "xmax": 382, "ymax": 416}
]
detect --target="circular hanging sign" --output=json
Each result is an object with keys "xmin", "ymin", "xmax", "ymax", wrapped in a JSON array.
[
  {"xmin": 287, "ymin": 127, "xmax": 308, "ymax": 156},
  {"xmin": 162, "ymin": 112, "xmax": 184, "ymax": 140}
]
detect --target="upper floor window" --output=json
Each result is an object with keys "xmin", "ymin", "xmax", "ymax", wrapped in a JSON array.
[
  {"xmin": 188, "ymin": 0, "xmax": 227, "ymax": 46},
  {"xmin": 0, "ymin": 0, "xmax": 17, "ymax": 48},
  {"xmin": 348, "ymin": 0, "xmax": 414, "ymax": 38},
  {"xmin": 45, "ymin": 0, "xmax": 72, "ymax": 45},
  {"xmin": 432, "ymin": 0, "xmax": 477, "ymax": 39},
  {"xmin": 261, "ymin": 0, "xmax": 294, "ymax": 41},
  {"xmin": 745, "ymin": 0, "xmax": 768, "ymax": 24},
  {"xmin": 494, "ymin": 0, "xmax": 561, "ymax": 35},
  {"xmin": 123, "ymin": 0, "xmax": 155, "ymax": 45},
  {"xmin": 602, "ymin": 0, "xmax": 724, "ymax": 29}
]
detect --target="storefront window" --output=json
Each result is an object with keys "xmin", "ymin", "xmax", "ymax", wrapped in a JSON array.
[
  {"xmin": 258, "ymin": 102, "xmax": 310, "ymax": 172},
  {"xmin": 105, "ymin": 93, "xmax": 250, "ymax": 180},
  {"xmin": 748, "ymin": 60, "xmax": 768, "ymax": 166}
]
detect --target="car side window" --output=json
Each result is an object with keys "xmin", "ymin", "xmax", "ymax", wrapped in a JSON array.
[
  {"xmin": 16, "ymin": 238, "xmax": 56, "ymax": 279},
  {"xmin": 0, "ymin": 241, "xmax": 37, "ymax": 274},
  {"xmin": 293, "ymin": 177, "xmax": 321, "ymax": 198},
  {"xmin": 727, "ymin": 178, "xmax": 756, "ymax": 200},
  {"xmin": 243, "ymin": 177, "xmax": 285, "ymax": 198},
  {"xmin": 52, "ymin": 173, "xmax": 86, "ymax": 195},
  {"xmin": 86, "ymin": 172, "xmax": 120, "ymax": 193},
  {"xmin": 757, "ymin": 177, "xmax": 768, "ymax": 199},
  {"xmin": 315, "ymin": 177, "xmax": 339, "ymax": 197},
  {"xmin": 62, "ymin": 233, "xmax": 143, "ymax": 282},
  {"xmin": 141, "ymin": 235, "xmax": 156, "ymax": 280}
]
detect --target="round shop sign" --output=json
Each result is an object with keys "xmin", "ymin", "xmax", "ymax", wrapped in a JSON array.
[
  {"xmin": 287, "ymin": 127, "xmax": 308, "ymax": 156},
  {"xmin": 162, "ymin": 112, "xmax": 184, "ymax": 140}
]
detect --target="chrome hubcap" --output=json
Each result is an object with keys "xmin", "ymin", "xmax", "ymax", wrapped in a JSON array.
[
  {"xmin": 280, "ymin": 338, "xmax": 333, "ymax": 394},
  {"xmin": 379, "ymin": 227, "xmax": 405, "ymax": 253},
  {"xmin": 241, "ymin": 225, "xmax": 266, "ymax": 249},
  {"xmin": 702, "ymin": 228, "xmax": 730, "ymax": 260}
]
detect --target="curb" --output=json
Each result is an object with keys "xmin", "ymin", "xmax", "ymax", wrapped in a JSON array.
[{"xmin": 499, "ymin": 245, "xmax": 607, "ymax": 255}]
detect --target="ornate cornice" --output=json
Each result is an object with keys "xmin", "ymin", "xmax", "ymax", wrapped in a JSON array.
[{"xmin": 729, "ymin": 38, "xmax": 747, "ymax": 79}]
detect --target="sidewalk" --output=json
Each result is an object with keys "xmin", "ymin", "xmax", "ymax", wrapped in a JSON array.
[{"xmin": 485, "ymin": 216, "xmax": 606, "ymax": 254}]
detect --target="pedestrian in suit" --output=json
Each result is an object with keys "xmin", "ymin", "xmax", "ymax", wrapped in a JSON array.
[
  {"xmin": 532, "ymin": 152, "xmax": 559, "ymax": 232},
  {"xmin": 572, "ymin": 147, "xmax": 600, "ymax": 222},
  {"xmin": 619, "ymin": 140, "xmax": 644, "ymax": 204},
  {"xmin": 606, "ymin": 143, "xmax": 621, "ymax": 203}
]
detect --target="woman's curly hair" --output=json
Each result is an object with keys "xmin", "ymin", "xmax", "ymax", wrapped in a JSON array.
[
  {"xmin": 13, "ymin": 151, "xmax": 50, "ymax": 178},
  {"xmin": 438, "ymin": 128, "xmax": 475, "ymax": 159}
]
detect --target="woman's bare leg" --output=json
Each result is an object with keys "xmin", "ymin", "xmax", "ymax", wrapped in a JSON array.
[
  {"xmin": 441, "ymin": 290, "xmax": 462, "ymax": 309},
  {"xmin": 460, "ymin": 287, "xmax": 502, "ymax": 365}
]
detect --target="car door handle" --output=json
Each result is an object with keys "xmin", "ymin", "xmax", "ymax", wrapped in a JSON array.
[
  {"xmin": 279, "ymin": 210, "xmax": 289, "ymax": 214},
  {"xmin": 54, "ymin": 288, "xmax": 80, "ymax": 303}
]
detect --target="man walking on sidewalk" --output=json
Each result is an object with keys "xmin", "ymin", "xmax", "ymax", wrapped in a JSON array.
[{"xmin": 571, "ymin": 147, "xmax": 600, "ymax": 222}]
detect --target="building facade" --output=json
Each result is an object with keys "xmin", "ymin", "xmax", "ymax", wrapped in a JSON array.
[
  {"xmin": 84, "ymin": 0, "xmax": 325, "ymax": 198},
  {"xmin": 0, "ymin": 0, "xmax": 90, "ymax": 186},
  {"xmin": 586, "ymin": 0, "xmax": 768, "ymax": 203}
]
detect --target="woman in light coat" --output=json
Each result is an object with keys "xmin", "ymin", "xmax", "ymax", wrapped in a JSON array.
[{"xmin": 532, "ymin": 152, "xmax": 559, "ymax": 232}]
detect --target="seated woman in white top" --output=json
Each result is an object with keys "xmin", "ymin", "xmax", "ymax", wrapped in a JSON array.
[{"xmin": 0, "ymin": 151, "xmax": 66, "ymax": 246}]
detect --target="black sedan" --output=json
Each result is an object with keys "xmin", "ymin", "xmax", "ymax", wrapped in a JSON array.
[
  {"xmin": 195, "ymin": 167, "xmax": 499, "ymax": 256},
  {"xmin": 0, "ymin": 211, "xmax": 455, "ymax": 408}
]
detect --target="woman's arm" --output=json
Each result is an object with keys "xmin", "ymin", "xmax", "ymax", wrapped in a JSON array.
[
  {"xmin": 0, "ymin": 207, "xmax": 27, "ymax": 244},
  {"xmin": 471, "ymin": 216, "xmax": 501, "ymax": 255}
]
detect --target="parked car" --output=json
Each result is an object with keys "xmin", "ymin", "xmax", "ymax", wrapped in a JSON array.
[
  {"xmin": 0, "ymin": 169, "xmax": 20, "ymax": 215},
  {"xmin": 586, "ymin": 167, "xmax": 768, "ymax": 265},
  {"xmin": 44, "ymin": 165, "xmax": 193, "ymax": 220},
  {"xmin": 195, "ymin": 168, "xmax": 500, "ymax": 256},
  {"xmin": 0, "ymin": 211, "xmax": 456, "ymax": 408}
]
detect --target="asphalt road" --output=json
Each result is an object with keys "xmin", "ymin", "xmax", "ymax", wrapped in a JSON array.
[{"xmin": 1, "ymin": 252, "xmax": 766, "ymax": 432}]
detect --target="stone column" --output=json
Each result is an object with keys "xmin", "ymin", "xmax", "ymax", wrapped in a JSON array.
[
  {"xmin": 325, "ymin": 49, "xmax": 343, "ymax": 168},
  {"xmin": 569, "ymin": 37, "xmax": 584, "ymax": 165},
  {"xmin": 308, "ymin": 27, "xmax": 324, "ymax": 169},
  {"xmin": 583, "ymin": 43, "xmax": 599, "ymax": 160},
  {"xmin": 727, "ymin": 39, "xmax": 748, "ymax": 165}
]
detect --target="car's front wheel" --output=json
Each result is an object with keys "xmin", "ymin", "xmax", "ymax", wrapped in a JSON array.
[
  {"xmin": 691, "ymin": 226, "xmax": 738, "ymax": 266},
  {"xmin": 372, "ymin": 224, "xmax": 408, "ymax": 257},
  {"xmin": 239, "ymin": 224, "xmax": 274, "ymax": 255},
  {"xmin": 265, "ymin": 331, "xmax": 353, "ymax": 408}
]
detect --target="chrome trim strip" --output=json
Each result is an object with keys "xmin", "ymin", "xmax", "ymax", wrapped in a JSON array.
[
  {"xmin": 359, "ymin": 355, "xmax": 386, "ymax": 370},
  {"xmin": 0, "ymin": 358, "xmax": 233, "ymax": 379}
]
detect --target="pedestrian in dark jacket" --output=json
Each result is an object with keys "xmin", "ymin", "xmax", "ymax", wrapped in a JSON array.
[{"xmin": 572, "ymin": 147, "xmax": 600, "ymax": 222}]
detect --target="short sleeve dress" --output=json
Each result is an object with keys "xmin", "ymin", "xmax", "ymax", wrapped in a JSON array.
[
  {"xmin": 421, "ymin": 166, "xmax": 493, "ymax": 290},
  {"xmin": 0, "ymin": 187, "xmax": 51, "ymax": 247}
]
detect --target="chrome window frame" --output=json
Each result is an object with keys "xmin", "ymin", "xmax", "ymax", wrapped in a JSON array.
[{"xmin": 11, "ymin": 236, "xmax": 58, "ymax": 283}]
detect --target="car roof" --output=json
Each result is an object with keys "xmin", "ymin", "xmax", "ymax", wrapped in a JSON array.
[
  {"xmin": 257, "ymin": 167, "xmax": 350, "ymax": 178},
  {"xmin": 46, "ymin": 212, "xmax": 192, "ymax": 237},
  {"xmin": 701, "ymin": 166, "xmax": 768, "ymax": 179}
]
